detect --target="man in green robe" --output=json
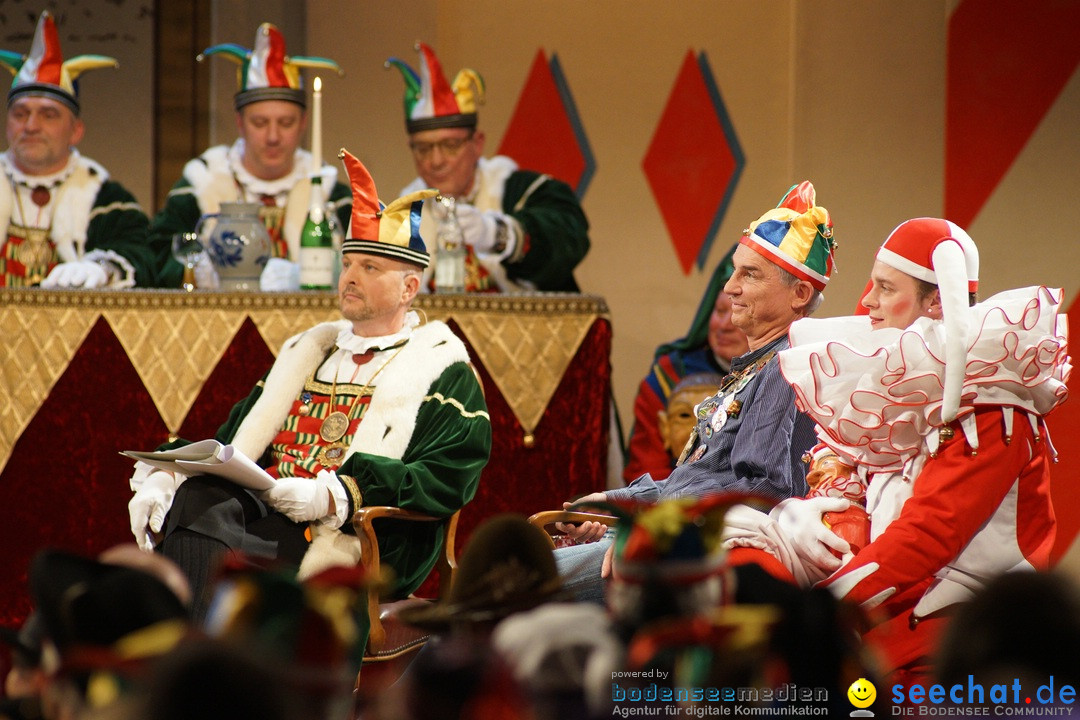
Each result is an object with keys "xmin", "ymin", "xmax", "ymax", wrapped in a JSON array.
[{"xmin": 128, "ymin": 150, "xmax": 491, "ymax": 632}]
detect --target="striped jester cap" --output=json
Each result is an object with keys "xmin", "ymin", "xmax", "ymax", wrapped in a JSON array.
[
  {"xmin": 0, "ymin": 11, "xmax": 118, "ymax": 116},
  {"xmin": 339, "ymin": 148, "xmax": 438, "ymax": 268},
  {"xmin": 386, "ymin": 43, "xmax": 485, "ymax": 134},
  {"xmin": 199, "ymin": 23, "xmax": 342, "ymax": 111},
  {"xmin": 739, "ymin": 181, "xmax": 836, "ymax": 291}
]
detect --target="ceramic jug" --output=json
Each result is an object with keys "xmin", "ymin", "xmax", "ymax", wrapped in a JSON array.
[{"xmin": 195, "ymin": 202, "xmax": 273, "ymax": 291}]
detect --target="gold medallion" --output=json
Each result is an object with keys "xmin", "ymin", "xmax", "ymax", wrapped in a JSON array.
[
  {"xmin": 317, "ymin": 442, "xmax": 348, "ymax": 468},
  {"xmin": 319, "ymin": 411, "xmax": 350, "ymax": 442},
  {"xmin": 14, "ymin": 228, "xmax": 52, "ymax": 268}
]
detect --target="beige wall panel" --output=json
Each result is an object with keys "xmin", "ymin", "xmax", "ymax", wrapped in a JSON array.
[
  {"xmin": 968, "ymin": 68, "xmax": 1080, "ymax": 300},
  {"xmin": 793, "ymin": 1, "xmax": 947, "ymax": 318}
]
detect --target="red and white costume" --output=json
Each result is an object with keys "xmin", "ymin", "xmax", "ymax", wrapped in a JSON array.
[{"xmin": 777, "ymin": 285, "xmax": 1070, "ymax": 676}]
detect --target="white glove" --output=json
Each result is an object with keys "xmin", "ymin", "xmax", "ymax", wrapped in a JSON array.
[
  {"xmin": 264, "ymin": 470, "xmax": 336, "ymax": 523},
  {"xmin": 41, "ymin": 260, "xmax": 109, "ymax": 289},
  {"xmin": 770, "ymin": 496, "xmax": 852, "ymax": 573},
  {"xmin": 129, "ymin": 469, "xmax": 180, "ymax": 550},
  {"xmin": 193, "ymin": 254, "xmax": 220, "ymax": 290},
  {"xmin": 455, "ymin": 204, "xmax": 507, "ymax": 255},
  {"xmin": 259, "ymin": 258, "xmax": 301, "ymax": 291}
]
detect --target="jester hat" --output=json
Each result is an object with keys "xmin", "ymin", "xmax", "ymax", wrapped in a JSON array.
[
  {"xmin": 739, "ymin": 181, "xmax": 836, "ymax": 291},
  {"xmin": 338, "ymin": 148, "xmax": 438, "ymax": 268},
  {"xmin": 386, "ymin": 43, "xmax": 485, "ymax": 133},
  {"xmin": 203, "ymin": 555, "xmax": 370, "ymax": 688},
  {"xmin": 199, "ymin": 23, "xmax": 342, "ymax": 111},
  {"xmin": 0, "ymin": 11, "xmax": 118, "ymax": 116}
]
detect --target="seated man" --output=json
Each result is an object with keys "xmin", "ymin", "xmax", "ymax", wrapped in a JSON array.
[
  {"xmin": 152, "ymin": 23, "xmax": 351, "ymax": 290},
  {"xmin": 127, "ymin": 150, "xmax": 491, "ymax": 626},
  {"xmin": 0, "ymin": 11, "xmax": 155, "ymax": 288},
  {"xmin": 388, "ymin": 43, "xmax": 589, "ymax": 292},
  {"xmin": 623, "ymin": 247, "xmax": 748, "ymax": 481},
  {"xmin": 729, "ymin": 218, "xmax": 1068, "ymax": 687},
  {"xmin": 553, "ymin": 181, "xmax": 836, "ymax": 603}
]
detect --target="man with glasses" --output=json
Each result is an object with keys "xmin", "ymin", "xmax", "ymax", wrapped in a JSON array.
[
  {"xmin": 388, "ymin": 44, "xmax": 589, "ymax": 292},
  {"xmin": 151, "ymin": 23, "xmax": 351, "ymax": 290}
]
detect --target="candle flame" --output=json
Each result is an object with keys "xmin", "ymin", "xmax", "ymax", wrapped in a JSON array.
[{"xmin": 314, "ymin": 76, "xmax": 322, "ymax": 92}]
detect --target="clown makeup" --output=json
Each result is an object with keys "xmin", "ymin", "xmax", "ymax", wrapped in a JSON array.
[{"xmin": 861, "ymin": 260, "xmax": 940, "ymax": 330}]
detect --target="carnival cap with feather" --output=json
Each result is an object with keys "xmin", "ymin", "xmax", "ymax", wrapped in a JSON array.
[
  {"xmin": 876, "ymin": 217, "xmax": 980, "ymax": 424},
  {"xmin": 738, "ymin": 181, "xmax": 836, "ymax": 291},
  {"xmin": 199, "ymin": 22, "xmax": 342, "ymax": 111},
  {"xmin": 339, "ymin": 148, "xmax": 438, "ymax": 268},
  {"xmin": 385, "ymin": 42, "xmax": 485, "ymax": 134},
  {"xmin": 0, "ymin": 11, "xmax": 117, "ymax": 116}
]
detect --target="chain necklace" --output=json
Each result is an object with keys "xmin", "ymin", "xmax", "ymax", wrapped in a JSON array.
[
  {"xmin": 318, "ymin": 340, "xmax": 409, "ymax": 443},
  {"xmin": 8, "ymin": 174, "xmax": 66, "ymax": 279}
]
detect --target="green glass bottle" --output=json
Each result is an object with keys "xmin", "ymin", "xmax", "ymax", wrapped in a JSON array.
[{"xmin": 299, "ymin": 174, "xmax": 335, "ymax": 290}]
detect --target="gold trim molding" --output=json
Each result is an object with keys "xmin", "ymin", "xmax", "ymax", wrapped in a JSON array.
[{"xmin": 1, "ymin": 290, "xmax": 609, "ymax": 473}]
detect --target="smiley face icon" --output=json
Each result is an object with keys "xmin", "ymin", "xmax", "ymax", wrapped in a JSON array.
[{"xmin": 847, "ymin": 677, "xmax": 876, "ymax": 709}]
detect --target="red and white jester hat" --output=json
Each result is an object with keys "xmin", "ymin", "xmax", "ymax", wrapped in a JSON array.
[
  {"xmin": 877, "ymin": 218, "xmax": 980, "ymax": 424},
  {"xmin": 385, "ymin": 43, "xmax": 484, "ymax": 134},
  {"xmin": 0, "ymin": 11, "xmax": 118, "ymax": 116}
]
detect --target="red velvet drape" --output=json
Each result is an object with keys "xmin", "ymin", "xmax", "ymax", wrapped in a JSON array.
[{"xmin": 0, "ymin": 316, "xmax": 611, "ymax": 625}]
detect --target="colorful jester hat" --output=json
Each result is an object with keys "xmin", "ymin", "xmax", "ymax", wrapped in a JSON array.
[
  {"xmin": 338, "ymin": 148, "xmax": 439, "ymax": 268},
  {"xmin": 572, "ymin": 494, "xmax": 773, "ymax": 627},
  {"xmin": 385, "ymin": 42, "xmax": 485, "ymax": 133},
  {"xmin": 0, "ymin": 11, "xmax": 118, "ymax": 116},
  {"xmin": 199, "ymin": 23, "xmax": 342, "ymax": 111},
  {"xmin": 203, "ymin": 555, "xmax": 370, "ymax": 690},
  {"xmin": 739, "ymin": 181, "xmax": 837, "ymax": 291}
]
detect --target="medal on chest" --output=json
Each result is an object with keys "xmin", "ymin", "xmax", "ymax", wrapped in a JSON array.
[
  {"xmin": 316, "ymin": 442, "xmax": 348, "ymax": 469},
  {"xmin": 319, "ymin": 411, "xmax": 350, "ymax": 443}
]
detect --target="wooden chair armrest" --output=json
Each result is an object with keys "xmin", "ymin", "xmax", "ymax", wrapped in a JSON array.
[
  {"xmin": 526, "ymin": 510, "xmax": 617, "ymax": 548},
  {"xmin": 352, "ymin": 506, "xmax": 459, "ymax": 654}
]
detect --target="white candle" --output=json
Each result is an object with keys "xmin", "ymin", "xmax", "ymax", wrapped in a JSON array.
[{"xmin": 311, "ymin": 76, "xmax": 322, "ymax": 175}]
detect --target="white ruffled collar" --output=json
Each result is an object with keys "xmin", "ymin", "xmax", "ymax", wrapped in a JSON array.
[
  {"xmin": 778, "ymin": 286, "xmax": 1070, "ymax": 471},
  {"xmin": 334, "ymin": 311, "xmax": 420, "ymax": 354},
  {"xmin": 227, "ymin": 139, "xmax": 310, "ymax": 198},
  {"xmin": 1, "ymin": 149, "xmax": 81, "ymax": 188}
]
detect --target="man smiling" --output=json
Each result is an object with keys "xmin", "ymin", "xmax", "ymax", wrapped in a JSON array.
[{"xmin": 552, "ymin": 181, "xmax": 835, "ymax": 602}]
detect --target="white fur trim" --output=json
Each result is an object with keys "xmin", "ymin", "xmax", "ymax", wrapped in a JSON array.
[
  {"xmin": 84, "ymin": 248, "xmax": 136, "ymax": 289},
  {"xmin": 0, "ymin": 150, "xmax": 107, "ymax": 259},
  {"xmin": 405, "ymin": 155, "xmax": 528, "ymax": 292},
  {"xmin": 230, "ymin": 319, "xmax": 471, "ymax": 573},
  {"xmin": 297, "ymin": 524, "xmax": 363, "ymax": 580},
  {"xmin": 180, "ymin": 143, "xmax": 339, "ymax": 260}
]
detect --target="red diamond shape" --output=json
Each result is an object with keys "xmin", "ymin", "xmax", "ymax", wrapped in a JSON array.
[
  {"xmin": 643, "ymin": 50, "xmax": 744, "ymax": 275},
  {"xmin": 497, "ymin": 49, "xmax": 594, "ymax": 196}
]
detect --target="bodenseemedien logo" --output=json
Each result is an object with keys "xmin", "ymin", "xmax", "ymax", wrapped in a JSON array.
[{"xmin": 847, "ymin": 677, "xmax": 876, "ymax": 717}]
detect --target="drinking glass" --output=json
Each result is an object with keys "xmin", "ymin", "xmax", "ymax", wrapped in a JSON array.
[{"xmin": 172, "ymin": 232, "xmax": 207, "ymax": 291}]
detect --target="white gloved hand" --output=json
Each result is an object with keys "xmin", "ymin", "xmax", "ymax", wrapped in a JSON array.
[
  {"xmin": 129, "ymin": 470, "xmax": 180, "ymax": 550},
  {"xmin": 41, "ymin": 260, "xmax": 110, "ymax": 289},
  {"xmin": 770, "ymin": 496, "xmax": 852, "ymax": 573},
  {"xmin": 264, "ymin": 470, "xmax": 336, "ymax": 523},
  {"xmin": 260, "ymin": 258, "xmax": 301, "ymax": 291},
  {"xmin": 455, "ymin": 204, "xmax": 506, "ymax": 255},
  {"xmin": 193, "ymin": 254, "xmax": 220, "ymax": 290}
]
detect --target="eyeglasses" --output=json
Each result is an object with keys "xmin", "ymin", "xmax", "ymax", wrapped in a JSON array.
[{"xmin": 408, "ymin": 134, "xmax": 474, "ymax": 160}]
